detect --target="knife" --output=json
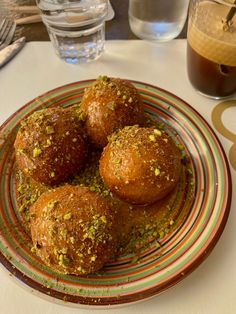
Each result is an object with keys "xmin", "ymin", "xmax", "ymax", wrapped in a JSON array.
[{"xmin": 0, "ymin": 37, "xmax": 25, "ymax": 68}]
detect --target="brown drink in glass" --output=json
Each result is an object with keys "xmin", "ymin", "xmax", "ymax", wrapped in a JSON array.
[{"xmin": 187, "ymin": 0, "xmax": 236, "ymax": 99}]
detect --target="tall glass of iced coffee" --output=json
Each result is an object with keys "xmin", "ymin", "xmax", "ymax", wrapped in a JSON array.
[{"xmin": 187, "ymin": 0, "xmax": 236, "ymax": 99}]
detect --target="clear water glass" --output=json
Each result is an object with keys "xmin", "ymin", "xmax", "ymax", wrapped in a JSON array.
[
  {"xmin": 129, "ymin": 0, "xmax": 189, "ymax": 41},
  {"xmin": 36, "ymin": 0, "xmax": 108, "ymax": 64}
]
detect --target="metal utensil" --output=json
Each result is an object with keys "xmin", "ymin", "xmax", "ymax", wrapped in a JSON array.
[
  {"xmin": 0, "ymin": 19, "xmax": 16, "ymax": 51},
  {"xmin": 16, "ymin": 15, "xmax": 42, "ymax": 25},
  {"xmin": 0, "ymin": 37, "xmax": 25, "ymax": 68}
]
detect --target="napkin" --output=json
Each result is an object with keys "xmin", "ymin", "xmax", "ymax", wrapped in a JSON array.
[{"xmin": 0, "ymin": 37, "xmax": 25, "ymax": 68}]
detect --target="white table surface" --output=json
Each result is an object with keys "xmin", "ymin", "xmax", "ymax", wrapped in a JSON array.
[{"xmin": 0, "ymin": 40, "xmax": 235, "ymax": 314}]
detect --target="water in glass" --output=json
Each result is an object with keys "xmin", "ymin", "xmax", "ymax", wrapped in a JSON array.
[
  {"xmin": 129, "ymin": 0, "xmax": 189, "ymax": 41},
  {"xmin": 36, "ymin": 0, "xmax": 108, "ymax": 63}
]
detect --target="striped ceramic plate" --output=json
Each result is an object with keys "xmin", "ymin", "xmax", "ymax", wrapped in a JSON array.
[{"xmin": 0, "ymin": 80, "xmax": 231, "ymax": 307}]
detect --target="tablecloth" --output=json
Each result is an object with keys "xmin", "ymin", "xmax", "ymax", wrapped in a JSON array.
[{"xmin": 0, "ymin": 40, "xmax": 235, "ymax": 314}]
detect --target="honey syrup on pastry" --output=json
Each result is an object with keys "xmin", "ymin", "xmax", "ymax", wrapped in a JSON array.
[{"xmin": 16, "ymin": 142, "xmax": 195, "ymax": 258}]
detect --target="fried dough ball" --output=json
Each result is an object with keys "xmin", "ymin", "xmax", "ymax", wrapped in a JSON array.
[
  {"xmin": 30, "ymin": 185, "xmax": 117, "ymax": 275},
  {"xmin": 16, "ymin": 169, "xmax": 50, "ymax": 234},
  {"xmin": 14, "ymin": 107, "xmax": 87, "ymax": 186},
  {"xmin": 80, "ymin": 76, "xmax": 144, "ymax": 148},
  {"xmin": 99, "ymin": 126, "xmax": 182, "ymax": 205}
]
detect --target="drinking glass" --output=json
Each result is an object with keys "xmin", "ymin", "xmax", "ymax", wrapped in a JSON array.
[
  {"xmin": 36, "ymin": 0, "xmax": 108, "ymax": 64},
  {"xmin": 187, "ymin": 0, "xmax": 236, "ymax": 99},
  {"xmin": 128, "ymin": 0, "xmax": 189, "ymax": 41}
]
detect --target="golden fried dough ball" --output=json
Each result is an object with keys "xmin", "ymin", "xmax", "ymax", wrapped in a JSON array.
[
  {"xmin": 14, "ymin": 107, "xmax": 87, "ymax": 186},
  {"xmin": 16, "ymin": 169, "xmax": 50, "ymax": 234},
  {"xmin": 80, "ymin": 76, "xmax": 144, "ymax": 148},
  {"xmin": 30, "ymin": 185, "xmax": 117, "ymax": 275},
  {"xmin": 99, "ymin": 126, "xmax": 182, "ymax": 205}
]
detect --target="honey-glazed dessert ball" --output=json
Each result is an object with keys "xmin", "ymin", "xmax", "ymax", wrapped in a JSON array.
[
  {"xmin": 14, "ymin": 107, "xmax": 88, "ymax": 186},
  {"xmin": 30, "ymin": 185, "xmax": 118, "ymax": 275},
  {"xmin": 99, "ymin": 125, "xmax": 182, "ymax": 205},
  {"xmin": 80, "ymin": 76, "xmax": 144, "ymax": 148},
  {"xmin": 16, "ymin": 169, "xmax": 50, "ymax": 234}
]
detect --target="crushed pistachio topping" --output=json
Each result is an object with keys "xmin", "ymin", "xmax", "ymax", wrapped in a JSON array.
[
  {"xmin": 154, "ymin": 129, "xmax": 162, "ymax": 136},
  {"xmin": 78, "ymin": 110, "xmax": 86, "ymax": 121},
  {"xmin": 152, "ymin": 231, "xmax": 158, "ymax": 237},
  {"xmin": 114, "ymin": 158, "xmax": 122, "ymax": 164},
  {"xmin": 91, "ymin": 255, "xmax": 97, "ymax": 262},
  {"xmin": 47, "ymin": 200, "xmax": 58, "ymax": 209},
  {"xmin": 17, "ymin": 148, "xmax": 26, "ymax": 156},
  {"xmin": 187, "ymin": 168, "xmax": 193, "ymax": 175},
  {"xmin": 45, "ymin": 139, "xmax": 52, "ymax": 146},
  {"xmin": 59, "ymin": 248, "xmax": 68, "ymax": 254},
  {"xmin": 131, "ymin": 255, "xmax": 139, "ymax": 263},
  {"xmin": 178, "ymin": 144, "xmax": 184, "ymax": 150},
  {"xmin": 59, "ymin": 254, "xmax": 70, "ymax": 267},
  {"xmin": 59, "ymin": 229, "xmax": 67, "ymax": 240},
  {"xmin": 46, "ymin": 126, "xmax": 55, "ymax": 134},
  {"xmin": 70, "ymin": 237, "xmax": 75, "ymax": 244},
  {"xmin": 77, "ymin": 266, "xmax": 86, "ymax": 274},
  {"xmin": 154, "ymin": 168, "xmax": 160, "ymax": 176},
  {"xmin": 17, "ymin": 185, "xmax": 24, "ymax": 194},
  {"xmin": 77, "ymin": 251, "xmax": 83, "ymax": 258},
  {"xmin": 108, "ymin": 132, "xmax": 118, "ymax": 143},
  {"xmin": 99, "ymin": 75, "xmax": 109, "ymax": 82},
  {"xmin": 149, "ymin": 134, "xmax": 156, "ymax": 142},
  {"xmin": 33, "ymin": 147, "xmax": 42, "ymax": 158},
  {"xmin": 31, "ymin": 246, "xmax": 37, "ymax": 253},
  {"xmin": 100, "ymin": 215, "xmax": 107, "ymax": 223},
  {"xmin": 83, "ymin": 214, "xmax": 109, "ymax": 242},
  {"xmin": 63, "ymin": 212, "xmax": 72, "ymax": 220},
  {"xmin": 111, "ymin": 103, "xmax": 116, "ymax": 110},
  {"xmin": 72, "ymin": 151, "xmax": 109, "ymax": 197},
  {"xmin": 50, "ymin": 171, "xmax": 55, "ymax": 178}
]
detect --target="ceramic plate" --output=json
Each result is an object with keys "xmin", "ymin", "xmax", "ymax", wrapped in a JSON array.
[{"xmin": 0, "ymin": 80, "xmax": 231, "ymax": 307}]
